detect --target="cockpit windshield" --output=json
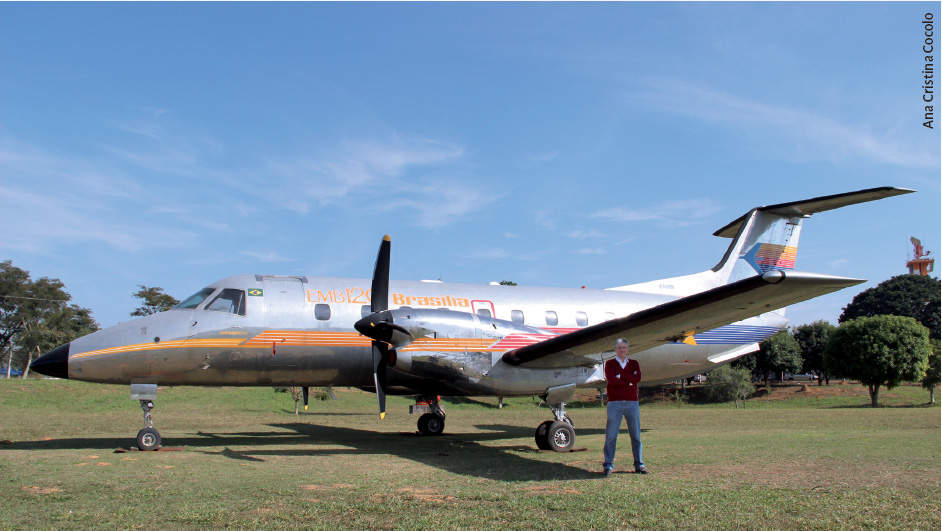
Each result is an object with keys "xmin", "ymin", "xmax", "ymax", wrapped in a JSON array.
[
  {"xmin": 205, "ymin": 288, "xmax": 246, "ymax": 316},
  {"xmin": 174, "ymin": 288, "xmax": 216, "ymax": 310}
]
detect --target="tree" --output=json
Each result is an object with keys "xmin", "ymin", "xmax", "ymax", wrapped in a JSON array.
[
  {"xmin": 0, "ymin": 260, "xmax": 99, "ymax": 377},
  {"xmin": 839, "ymin": 275, "xmax": 941, "ymax": 338},
  {"xmin": 824, "ymin": 315, "xmax": 932, "ymax": 407},
  {"xmin": 131, "ymin": 285, "xmax": 180, "ymax": 317},
  {"xmin": 287, "ymin": 387, "xmax": 303, "ymax": 416},
  {"xmin": 738, "ymin": 331, "xmax": 802, "ymax": 387},
  {"xmin": 921, "ymin": 339, "xmax": 940, "ymax": 405},
  {"xmin": 498, "ymin": 280, "xmax": 517, "ymax": 286},
  {"xmin": 792, "ymin": 320, "xmax": 837, "ymax": 385},
  {"xmin": 704, "ymin": 365, "xmax": 755, "ymax": 407}
]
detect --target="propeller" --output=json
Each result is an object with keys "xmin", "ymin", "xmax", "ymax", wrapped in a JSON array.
[{"xmin": 354, "ymin": 235, "xmax": 414, "ymax": 419}]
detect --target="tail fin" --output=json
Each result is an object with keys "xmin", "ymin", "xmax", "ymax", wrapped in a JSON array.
[{"xmin": 611, "ymin": 187, "xmax": 914, "ymax": 295}]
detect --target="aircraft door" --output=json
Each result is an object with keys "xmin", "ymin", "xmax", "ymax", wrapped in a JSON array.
[
  {"xmin": 258, "ymin": 277, "xmax": 308, "ymax": 374},
  {"xmin": 262, "ymin": 277, "xmax": 308, "ymax": 329}
]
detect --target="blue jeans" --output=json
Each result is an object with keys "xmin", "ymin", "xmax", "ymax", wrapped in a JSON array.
[{"xmin": 603, "ymin": 400, "xmax": 643, "ymax": 470}]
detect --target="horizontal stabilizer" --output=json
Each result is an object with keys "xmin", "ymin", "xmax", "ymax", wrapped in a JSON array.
[
  {"xmin": 714, "ymin": 186, "xmax": 914, "ymax": 238},
  {"xmin": 502, "ymin": 270, "xmax": 863, "ymax": 369}
]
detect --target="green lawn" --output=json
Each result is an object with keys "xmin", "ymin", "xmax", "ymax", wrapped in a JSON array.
[{"xmin": 0, "ymin": 380, "xmax": 938, "ymax": 530}]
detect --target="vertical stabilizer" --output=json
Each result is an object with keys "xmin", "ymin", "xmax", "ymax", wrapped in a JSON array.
[{"xmin": 610, "ymin": 187, "xmax": 914, "ymax": 296}]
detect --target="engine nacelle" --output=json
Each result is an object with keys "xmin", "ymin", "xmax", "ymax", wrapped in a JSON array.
[{"xmin": 384, "ymin": 308, "xmax": 555, "ymax": 379}]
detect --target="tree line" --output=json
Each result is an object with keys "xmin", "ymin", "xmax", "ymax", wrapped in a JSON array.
[
  {"xmin": 714, "ymin": 274, "xmax": 940, "ymax": 407},
  {"xmin": 1, "ymin": 260, "xmax": 178, "ymax": 378}
]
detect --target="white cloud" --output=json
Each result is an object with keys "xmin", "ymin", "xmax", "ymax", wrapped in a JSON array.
[
  {"xmin": 633, "ymin": 84, "xmax": 936, "ymax": 169},
  {"xmin": 242, "ymin": 251, "xmax": 294, "ymax": 263},
  {"xmin": 264, "ymin": 138, "xmax": 466, "ymax": 208},
  {"xmin": 565, "ymin": 229, "xmax": 606, "ymax": 238},
  {"xmin": 591, "ymin": 199, "xmax": 721, "ymax": 227},
  {"xmin": 574, "ymin": 247, "xmax": 607, "ymax": 255}
]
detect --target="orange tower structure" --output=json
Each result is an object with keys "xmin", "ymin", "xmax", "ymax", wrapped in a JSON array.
[{"xmin": 906, "ymin": 237, "xmax": 935, "ymax": 276}]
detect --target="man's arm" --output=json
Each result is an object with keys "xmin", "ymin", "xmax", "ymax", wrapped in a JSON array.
[
  {"xmin": 626, "ymin": 359, "xmax": 642, "ymax": 385},
  {"xmin": 605, "ymin": 360, "xmax": 632, "ymax": 389}
]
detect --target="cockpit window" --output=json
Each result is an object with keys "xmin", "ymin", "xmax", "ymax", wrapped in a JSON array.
[
  {"xmin": 205, "ymin": 289, "xmax": 246, "ymax": 316},
  {"xmin": 174, "ymin": 288, "xmax": 216, "ymax": 310}
]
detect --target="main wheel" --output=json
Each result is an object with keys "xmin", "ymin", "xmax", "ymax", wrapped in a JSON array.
[
  {"xmin": 545, "ymin": 421, "xmax": 575, "ymax": 453},
  {"xmin": 417, "ymin": 413, "xmax": 445, "ymax": 436},
  {"xmin": 136, "ymin": 427, "xmax": 161, "ymax": 451},
  {"xmin": 534, "ymin": 420, "xmax": 553, "ymax": 450}
]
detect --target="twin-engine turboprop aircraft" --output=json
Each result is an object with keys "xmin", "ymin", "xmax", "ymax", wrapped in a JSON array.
[{"xmin": 31, "ymin": 187, "xmax": 912, "ymax": 452}]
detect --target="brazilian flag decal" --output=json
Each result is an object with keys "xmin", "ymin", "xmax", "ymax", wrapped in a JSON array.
[{"xmin": 248, "ymin": 288, "xmax": 263, "ymax": 297}]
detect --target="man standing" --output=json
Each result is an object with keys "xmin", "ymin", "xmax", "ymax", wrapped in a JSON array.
[{"xmin": 603, "ymin": 338, "xmax": 648, "ymax": 476}]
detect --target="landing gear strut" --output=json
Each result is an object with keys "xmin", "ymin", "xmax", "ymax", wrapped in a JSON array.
[
  {"xmin": 416, "ymin": 395, "xmax": 446, "ymax": 436},
  {"xmin": 136, "ymin": 399, "xmax": 161, "ymax": 451},
  {"xmin": 131, "ymin": 383, "xmax": 161, "ymax": 451},
  {"xmin": 534, "ymin": 401, "xmax": 575, "ymax": 452}
]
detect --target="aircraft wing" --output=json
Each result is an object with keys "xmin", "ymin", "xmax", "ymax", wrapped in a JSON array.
[{"xmin": 501, "ymin": 270, "xmax": 863, "ymax": 368}]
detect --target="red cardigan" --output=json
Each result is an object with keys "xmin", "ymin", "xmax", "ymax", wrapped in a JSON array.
[{"xmin": 605, "ymin": 357, "xmax": 641, "ymax": 402}]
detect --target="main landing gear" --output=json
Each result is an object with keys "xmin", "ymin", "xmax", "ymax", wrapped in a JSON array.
[
  {"xmin": 414, "ymin": 395, "xmax": 446, "ymax": 436},
  {"xmin": 534, "ymin": 401, "xmax": 575, "ymax": 452}
]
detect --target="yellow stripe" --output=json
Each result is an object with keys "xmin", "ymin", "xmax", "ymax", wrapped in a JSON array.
[{"xmin": 71, "ymin": 330, "xmax": 509, "ymax": 359}]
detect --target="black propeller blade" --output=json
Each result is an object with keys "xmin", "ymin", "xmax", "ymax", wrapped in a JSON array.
[
  {"xmin": 371, "ymin": 235, "xmax": 391, "ymax": 313},
  {"xmin": 356, "ymin": 235, "xmax": 413, "ymax": 419},
  {"xmin": 373, "ymin": 343, "xmax": 388, "ymax": 419}
]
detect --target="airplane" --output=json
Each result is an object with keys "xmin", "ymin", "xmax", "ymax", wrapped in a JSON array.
[{"xmin": 31, "ymin": 186, "xmax": 913, "ymax": 453}]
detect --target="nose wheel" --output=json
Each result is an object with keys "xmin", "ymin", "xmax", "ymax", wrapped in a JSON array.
[{"xmin": 136, "ymin": 399, "xmax": 162, "ymax": 451}]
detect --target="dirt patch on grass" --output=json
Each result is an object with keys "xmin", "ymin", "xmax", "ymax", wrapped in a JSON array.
[
  {"xmin": 23, "ymin": 486, "xmax": 62, "ymax": 494},
  {"xmin": 522, "ymin": 485, "xmax": 582, "ymax": 495},
  {"xmin": 299, "ymin": 484, "xmax": 354, "ymax": 491},
  {"xmin": 396, "ymin": 487, "xmax": 457, "ymax": 503}
]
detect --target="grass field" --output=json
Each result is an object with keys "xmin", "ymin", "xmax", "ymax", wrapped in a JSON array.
[{"xmin": 0, "ymin": 380, "xmax": 938, "ymax": 530}]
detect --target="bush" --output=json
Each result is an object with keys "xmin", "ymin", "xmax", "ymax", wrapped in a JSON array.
[{"xmin": 704, "ymin": 366, "xmax": 755, "ymax": 407}]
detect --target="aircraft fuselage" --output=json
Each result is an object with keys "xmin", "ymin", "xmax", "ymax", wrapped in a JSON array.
[{"xmin": 60, "ymin": 275, "xmax": 785, "ymax": 395}]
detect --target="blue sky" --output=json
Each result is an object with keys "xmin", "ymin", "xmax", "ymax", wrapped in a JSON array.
[{"xmin": 1, "ymin": 2, "xmax": 939, "ymax": 329}]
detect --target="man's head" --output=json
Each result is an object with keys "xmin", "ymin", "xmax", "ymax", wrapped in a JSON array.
[{"xmin": 615, "ymin": 338, "xmax": 629, "ymax": 359}]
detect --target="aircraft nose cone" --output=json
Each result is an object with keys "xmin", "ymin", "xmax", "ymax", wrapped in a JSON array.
[{"xmin": 30, "ymin": 343, "xmax": 70, "ymax": 379}]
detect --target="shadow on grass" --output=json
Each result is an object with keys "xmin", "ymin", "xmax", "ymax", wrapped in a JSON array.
[{"xmin": 1, "ymin": 422, "xmax": 605, "ymax": 481}]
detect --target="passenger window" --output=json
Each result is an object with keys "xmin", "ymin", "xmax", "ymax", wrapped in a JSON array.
[
  {"xmin": 545, "ymin": 311, "xmax": 558, "ymax": 326},
  {"xmin": 205, "ymin": 289, "xmax": 246, "ymax": 316},
  {"xmin": 576, "ymin": 311, "xmax": 588, "ymax": 327},
  {"xmin": 477, "ymin": 308, "xmax": 492, "ymax": 318},
  {"xmin": 361, "ymin": 305, "xmax": 372, "ymax": 318},
  {"xmin": 175, "ymin": 288, "xmax": 216, "ymax": 310},
  {"xmin": 315, "ymin": 304, "xmax": 331, "ymax": 321},
  {"xmin": 511, "ymin": 310, "xmax": 525, "ymax": 324},
  {"xmin": 605, "ymin": 312, "xmax": 616, "ymax": 321}
]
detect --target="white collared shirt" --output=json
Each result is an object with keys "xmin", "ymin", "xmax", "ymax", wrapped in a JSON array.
[{"xmin": 615, "ymin": 356, "xmax": 629, "ymax": 369}]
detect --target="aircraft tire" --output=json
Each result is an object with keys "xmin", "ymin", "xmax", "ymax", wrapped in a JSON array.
[
  {"xmin": 534, "ymin": 420, "xmax": 553, "ymax": 450},
  {"xmin": 417, "ymin": 413, "xmax": 445, "ymax": 436},
  {"xmin": 546, "ymin": 421, "xmax": 575, "ymax": 453},
  {"xmin": 136, "ymin": 427, "xmax": 161, "ymax": 451}
]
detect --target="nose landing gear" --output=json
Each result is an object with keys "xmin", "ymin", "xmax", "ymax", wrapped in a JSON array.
[
  {"xmin": 136, "ymin": 399, "xmax": 162, "ymax": 451},
  {"xmin": 131, "ymin": 383, "xmax": 161, "ymax": 451}
]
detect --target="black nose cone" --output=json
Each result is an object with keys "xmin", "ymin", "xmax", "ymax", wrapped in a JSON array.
[{"xmin": 31, "ymin": 343, "xmax": 70, "ymax": 379}]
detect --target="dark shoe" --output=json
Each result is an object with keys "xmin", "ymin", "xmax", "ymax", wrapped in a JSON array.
[
  {"xmin": 634, "ymin": 466, "xmax": 649, "ymax": 474},
  {"xmin": 603, "ymin": 468, "xmax": 612, "ymax": 477}
]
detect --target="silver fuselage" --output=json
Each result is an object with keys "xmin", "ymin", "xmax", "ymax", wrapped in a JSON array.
[{"xmin": 65, "ymin": 275, "xmax": 785, "ymax": 396}]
